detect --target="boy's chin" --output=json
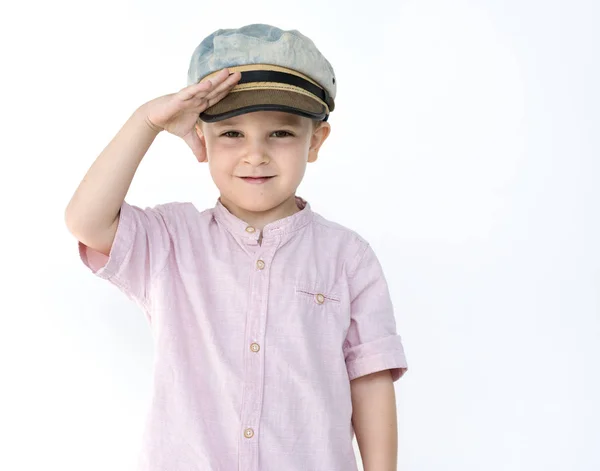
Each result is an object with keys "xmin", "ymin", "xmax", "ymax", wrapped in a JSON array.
[
  {"xmin": 235, "ymin": 198, "xmax": 282, "ymax": 213},
  {"xmin": 225, "ymin": 193, "xmax": 295, "ymax": 214}
]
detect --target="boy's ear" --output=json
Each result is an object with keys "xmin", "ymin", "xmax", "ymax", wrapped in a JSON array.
[
  {"xmin": 194, "ymin": 121, "xmax": 204, "ymax": 138},
  {"xmin": 194, "ymin": 122, "xmax": 208, "ymax": 163},
  {"xmin": 308, "ymin": 122, "xmax": 331, "ymax": 163}
]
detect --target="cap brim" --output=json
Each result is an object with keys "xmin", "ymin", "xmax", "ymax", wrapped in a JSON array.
[{"xmin": 199, "ymin": 89, "xmax": 328, "ymax": 123}]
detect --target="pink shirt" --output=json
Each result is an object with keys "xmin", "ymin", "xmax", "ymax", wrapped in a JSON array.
[{"xmin": 78, "ymin": 196, "xmax": 408, "ymax": 471}]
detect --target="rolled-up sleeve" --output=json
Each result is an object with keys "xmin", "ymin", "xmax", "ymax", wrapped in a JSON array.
[
  {"xmin": 343, "ymin": 243, "xmax": 408, "ymax": 382},
  {"xmin": 78, "ymin": 201, "xmax": 172, "ymax": 311}
]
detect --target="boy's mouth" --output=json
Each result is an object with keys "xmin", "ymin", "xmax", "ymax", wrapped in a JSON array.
[{"xmin": 239, "ymin": 176, "xmax": 276, "ymax": 184}]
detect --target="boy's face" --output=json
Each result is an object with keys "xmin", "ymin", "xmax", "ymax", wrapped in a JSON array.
[{"xmin": 195, "ymin": 110, "xmax": 330, "ymax": 214}]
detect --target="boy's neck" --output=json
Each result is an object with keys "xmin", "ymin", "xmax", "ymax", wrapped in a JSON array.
[{"xmin": 219, "ymin": 194, "xmax": 301, "ymax": 232}]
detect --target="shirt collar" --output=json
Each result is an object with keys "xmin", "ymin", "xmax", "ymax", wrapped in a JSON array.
[{"xmin": 213, "ymin": 196, "xmax": 313, "ymax": 242}]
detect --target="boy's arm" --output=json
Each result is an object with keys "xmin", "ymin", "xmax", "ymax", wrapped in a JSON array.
[
  {"xmin": 343, "ymin": 241, "xmax": 408, "ymax": 470},
  {"xmin": 64, "ymin": 105, "xmax": 161, "ymax": 256},
  {"xmin": 351, "ymin": 370, "xmax": 398, "ymax": 471},
  {"xmin": 65, "ymin": 70, "xmax": 240, "ymax": 257}
]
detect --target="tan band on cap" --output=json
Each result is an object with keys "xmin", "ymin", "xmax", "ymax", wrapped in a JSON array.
[{"xmin": 200, "ymin": 64, "xmax": 330, "ymax": 112}]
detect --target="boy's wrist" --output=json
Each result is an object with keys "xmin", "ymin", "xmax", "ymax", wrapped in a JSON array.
[{"xmin": 135, "ymin": 103, "xmax": 163, "ymax": 135}]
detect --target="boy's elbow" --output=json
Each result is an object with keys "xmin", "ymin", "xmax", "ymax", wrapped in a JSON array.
[
  {"xmin": 64, "ymin": 203, "xmax": 119, "ymax": 258},
  {"xmin": 64, "ymin": 201, "xmax": 87, "ymax": 236}
]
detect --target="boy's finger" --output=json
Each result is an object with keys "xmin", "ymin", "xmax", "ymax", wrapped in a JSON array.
[
  {"xmin": 179, "ymin": 69, "xmax": 231, "ymax": 101},
  {"xmin": 194, "ymin": 88, "xmax": 233, "ymax": 113},
  {"xmin": 202, "ymin": 69, "xmax": 240, "ymax": 92},
  {"xmin": 204, "ymin": 86, "xmax": 237, "ymax": 108},
  {"xmin": 183, "ymin": 85, "xmax": 232, "ymax": 115},
  {"xmin": 203, "ymin": 80, "xmax": 238, "ymax": 103},
  {"xmin": 183, "ymin": 78, "xmax": 239, "ymax": 114},
  {"xmin": 199, "ymin": 68, "xmax": 231, "ymax": 88},
  {"xmin": 202, "ymin": 72, "xmax": 241, "ymax": 101},
  {"xmin": 179, "ymin": 80, "xmax": 212, "ymax": 101},
  {"xmin": 179, "ymin": 71, "xmax": 240, "ymax": 109}
]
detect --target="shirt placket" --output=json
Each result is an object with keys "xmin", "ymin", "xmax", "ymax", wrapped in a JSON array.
[{"xmin": 239, "ymin": 230, "xmax": 281, "ymax": 471}]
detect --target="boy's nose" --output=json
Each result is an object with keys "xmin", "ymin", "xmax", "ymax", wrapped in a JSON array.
[{"xmin": 242, "ymin": 141, "xmax": 271, "ymax": 166}]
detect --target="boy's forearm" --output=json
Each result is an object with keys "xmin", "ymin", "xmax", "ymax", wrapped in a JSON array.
[
  {"xmin": 65, "ymin": 104, "xmax": 160, "ymax": 234},
  {"xmin": 351, "ymin": 370, "xmax": 398, "ymax": 471}
]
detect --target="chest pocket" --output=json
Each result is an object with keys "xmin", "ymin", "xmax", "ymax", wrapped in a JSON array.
[
  {"xmin": 279, "ymin": 280, "xmax": 348, "ymax": 351},
  {"xmin": 294, "ymin": 282, "xmax": 342, "ymax": 313}
]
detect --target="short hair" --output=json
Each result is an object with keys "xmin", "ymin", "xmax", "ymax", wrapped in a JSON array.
[{"xmin": 311, "ymin": 118, "xmax": 323, "ymax": 130}]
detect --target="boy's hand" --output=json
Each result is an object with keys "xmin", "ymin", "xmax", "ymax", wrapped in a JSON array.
[{"xmin": 141, "ymin": 68, "xmax": 241, "ymax": 161}]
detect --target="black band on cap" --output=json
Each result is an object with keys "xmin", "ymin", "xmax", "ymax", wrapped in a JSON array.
[{"xmin": 235, "ymin": 70, "xmax": 334, "ymax": 112}]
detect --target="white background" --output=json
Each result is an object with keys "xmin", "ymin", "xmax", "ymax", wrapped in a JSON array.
[{"xmin": 1, "ymin": 0, "xmax": 598, "ymax": 470}]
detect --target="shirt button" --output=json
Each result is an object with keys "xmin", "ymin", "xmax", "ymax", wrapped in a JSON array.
[
  {"xmin": 245, "ymin": 226, "xmax": 256, "ymax": 233},
  {"xmin": 250, "ymin": 342, "xmax": 260, "ymax": 352},
  {"xmin": 244, "ymin": 427, "xmax": 254, "ymax": 438},
  {"xmin": 315, "ymin": 293, "xmax": 325, "ymax": 304},
  {"xmin": 256, "ymin": 259, "xmax": 266, "ymax": 270}
]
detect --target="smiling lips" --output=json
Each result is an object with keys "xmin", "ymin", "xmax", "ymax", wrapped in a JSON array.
[{"xmin": 239, "ymin": 176, "xmax": 275, "ymax": 184}]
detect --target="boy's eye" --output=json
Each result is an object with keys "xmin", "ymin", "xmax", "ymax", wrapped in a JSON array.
[
  {"xmin": 220, "ymin": 130, "xmax": 294, "ymax": 138},
  {"xmin": 221, "ymin": 131, "xmax": 241, "ymax": 138}
]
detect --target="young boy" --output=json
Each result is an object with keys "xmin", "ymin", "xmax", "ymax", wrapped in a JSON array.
[{"xmin": 65, "ymin": 24, "xmax": 408, "ymax": 471}]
